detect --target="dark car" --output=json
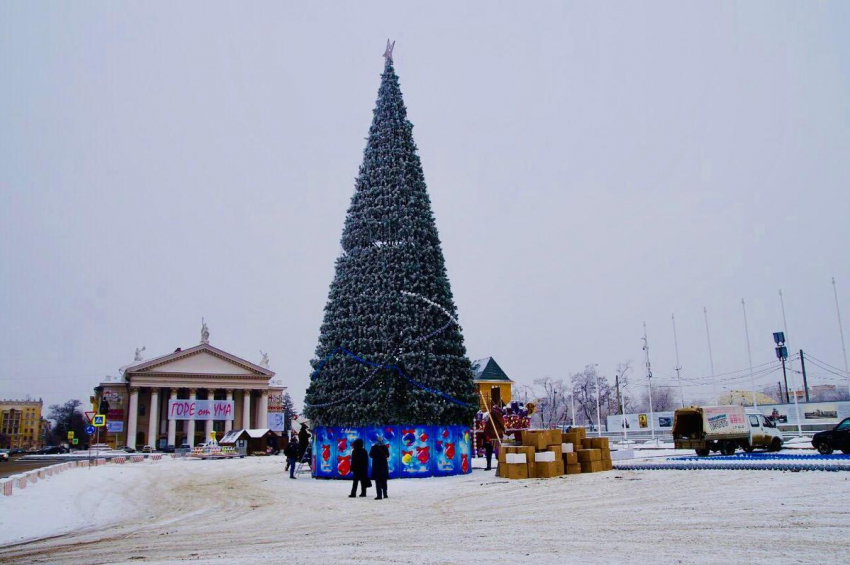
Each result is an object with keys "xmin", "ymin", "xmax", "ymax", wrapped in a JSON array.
[
  {"xmin": 120, "ymin": 446, "xmax": 136, "ymax": 453},
  {"xmin": 812, "ymin": 417, "xmax": 850, "ymax": 455},
  {"xmin": 37, "ymin": 446, "xmax": 67, "ymax": 455},
  {"xmin": 161, "ymin": 444, "xmax": 175, "ymax": 453}
]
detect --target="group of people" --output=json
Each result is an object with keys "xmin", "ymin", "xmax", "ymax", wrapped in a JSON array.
[
  {"xmin": 348, "ymin": 438, "xmax": 390, "ymax": 500},
  {"xmin": 281, "ymin": 425, "xmax": 389, "ymax": 500}
]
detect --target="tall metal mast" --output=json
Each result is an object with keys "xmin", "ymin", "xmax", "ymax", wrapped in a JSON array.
[
  {"xmin": 742, "ymin": 299, "xmax": 757, "ymax": 408},
  {"xmin": 833, "ymin": 277, "xmax": 850, "ymax": 396},
  {"xmin": 703, "ymin": 307, "xmax": 717, "ymax": 404},
  {"xmin": 642, "ymin": 322, "xmax": 656, "ymax": 441}
]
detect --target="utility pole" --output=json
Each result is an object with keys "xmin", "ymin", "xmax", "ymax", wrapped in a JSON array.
[
  {"xmin": 800, "ymin": 350, "xmax": 810, "ymax": 401},
  {"xmin": 832, "ymin": 277, "xmax": 850, "ymax": 396},
  {"xmin": 742, "ymin": 299, "xmax": 757, "ymax": 408},
  {"xmin": 672, "ymin": 314, "xmax": 685, "ymax": 407},
  {"xmin": 594, "ymin": 366, "xmax": 602, "ymax": 437},
  {"xmin": 703, "ymin": 307, "xmax": 718, "ymax": 404},
  {"xmin": 615, "ymin": 373, "xmax": 622, "ymax": 415},
  {"xmin": 642, "ymin": 322, "xmax": 656, "ymax": 442}
]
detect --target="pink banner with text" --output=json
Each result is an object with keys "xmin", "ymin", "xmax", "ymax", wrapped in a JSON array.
[{"xmin": 167, "ymin": 399, "xmax": 234, "ymax": 420}]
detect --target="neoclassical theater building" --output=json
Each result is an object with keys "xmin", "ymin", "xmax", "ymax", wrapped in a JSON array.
[{"xmin": 93, "ymin": 328, "xmax": 286, "ymax": 449}]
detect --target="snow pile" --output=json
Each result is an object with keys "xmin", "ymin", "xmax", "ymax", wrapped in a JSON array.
[{"xmin": 2, "ymin": 457, "xmax": 849, "ymax": 564}]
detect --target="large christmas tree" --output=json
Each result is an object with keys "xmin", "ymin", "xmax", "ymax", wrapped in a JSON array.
[{"xmin": 305, "ymin": 43, "xmax": 476, "ymax": 428}]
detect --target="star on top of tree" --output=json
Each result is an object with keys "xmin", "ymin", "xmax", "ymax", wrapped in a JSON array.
[{"xmin": 383, "ymin": 39, "xmax": 395, "ymax": 61}]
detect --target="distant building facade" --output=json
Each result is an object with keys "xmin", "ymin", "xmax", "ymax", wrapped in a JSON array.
[
  {"xmin": 471, "ymin": 357, "xmax": 514, "ymax": 411},
  {"xmin": 93, "ymin": 342, "xmax": 285, "ymax": 450},
  {"xmin": 0, "ymin": 398, "xmax": 45, "ymax": 450}
]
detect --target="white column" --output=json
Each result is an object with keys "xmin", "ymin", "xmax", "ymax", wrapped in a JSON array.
[
  {"xmin": 187, "ymin": 388, "xmax": 197, "ymax": 447},
  {"xmin": 204, "ymin": 390, "xmax": 214, "ymax": 441},
  {"xmin": 126, "ymin": 387, "xmax": 139, "ymax": 449},
  {"xmin": 258, "ymin": 390, "xmax": 269, "ymax": 429},
  {"xmin": 225, "ymin": 389, "xmax": 234, "ymax": 433},
  {"xmin": 147, "ymin": 388, "xmax": 159, "ymax": 450},
  {"xmin": 242, "ymin": 390, "xmax": 252, "ymax": 430},
  {"xmin": 167, "ymin": 388, "xmax": 177, "ymax": 446}
]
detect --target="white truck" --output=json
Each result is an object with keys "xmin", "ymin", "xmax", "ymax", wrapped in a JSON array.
[{"xmin": 672, "ymin": 405, "xmax": 783, "ymax": 456}]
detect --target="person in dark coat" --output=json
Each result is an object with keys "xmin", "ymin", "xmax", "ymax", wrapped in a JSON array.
[
  {"xmin": 369, "ymin": 442, "xmax": 390, "ymax": 500},
  {"xmin": 349, "ymin": 439, "xmax": 371, "ymax": 498},
  {"xmin": 297, "ymin": 423, "xmax": 311, "ymax": 463},
  {"xmin": 484, "ymin": 439, "xmax": 494, "ymax": 471},
  {"xmin": 283, "ymin": 436, "xmax": 299, "ymax": 479}
]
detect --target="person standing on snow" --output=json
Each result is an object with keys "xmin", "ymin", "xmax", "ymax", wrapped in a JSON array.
[
  {"xmin": 284, "ymin": 436, "xmax": 299, "ymax": 479},
  {"xmin": 484, "ymin": 439, "xmax": 494, "ymax": 471},
  {"xmin": 369, "ymin": 441, "xmax": 390, "ymax": 500},
  {"xmin": 348, "ymin": 439, "xmax": 371, "ymax": 498}
]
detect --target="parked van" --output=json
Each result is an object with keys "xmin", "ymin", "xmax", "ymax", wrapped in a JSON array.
[{"xmin": 672, "ymin": 405, "xmax": 783, "ymax": 456}]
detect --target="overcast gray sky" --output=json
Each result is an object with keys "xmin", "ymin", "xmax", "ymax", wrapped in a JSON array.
[{"xmin": 2, "ymin": 2, "xmax": 849, "ymax": 413}]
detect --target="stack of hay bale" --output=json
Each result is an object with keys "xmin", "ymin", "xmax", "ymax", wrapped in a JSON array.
[{"xmin": 498, "ymin": 428, "xmax": 613, "ymax": 479}]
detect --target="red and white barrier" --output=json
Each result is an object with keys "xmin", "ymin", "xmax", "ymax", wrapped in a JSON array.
[
  {"xmin": 27, "ymin": 474, "xmax": 37, "ymax": 484},
  {"xmin": 15, "ymin": 477, "xmax": 27, "ymax": 489},
  {"xmin": 113, "ymin": 456, "xmax": 126, "ymax": 464},
  {"xmin": 2, "ymin": 480, "xmax": 13, "ymax": 496},
  {"xmin": 131, "ymin": 455, "xmax": 144, "ymax": 463},
  {"xmin": 150, "ymin": 454, "xmax": 162, "ymax": 461}
]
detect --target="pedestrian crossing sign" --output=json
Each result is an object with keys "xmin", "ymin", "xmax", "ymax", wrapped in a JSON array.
[{"xmin": 93, "ymin": 414, "xmax": 106, "ymax": 427}]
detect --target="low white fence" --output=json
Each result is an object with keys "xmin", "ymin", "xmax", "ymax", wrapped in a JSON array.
[{"xmin": 1, "ymin": 453, "xmax": 166, "ymax": 498}]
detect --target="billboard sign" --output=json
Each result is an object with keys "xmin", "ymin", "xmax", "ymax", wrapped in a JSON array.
[
  {"xmin": 606, "ymin": 411, "xmax": 675, "ymax": 431},
  {"xmin": 167, "ymin": 399, "xmax": 234, "ymax": 421},
  {"xmin": 268, "ymin": 412, "xmax": 286, "ymax": 432},
  {"xmin": 761, "ymin": 402, "xmax": 844, "ymax": 425}
]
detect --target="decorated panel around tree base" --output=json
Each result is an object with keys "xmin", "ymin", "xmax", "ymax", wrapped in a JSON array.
[{"xmin": 311, "ymin": 425, "xmax": 471, "ymax": 479}]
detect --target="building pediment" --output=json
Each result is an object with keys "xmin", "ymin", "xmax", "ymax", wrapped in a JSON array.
[{"xmin": 125, "ymin": 344, "xmax": 273, "ymax": 378}]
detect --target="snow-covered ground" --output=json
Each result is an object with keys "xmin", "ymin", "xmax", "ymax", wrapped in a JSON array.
[{"xmin": 2, "ymin": 456, "xmax": 849, "ymax": 564}]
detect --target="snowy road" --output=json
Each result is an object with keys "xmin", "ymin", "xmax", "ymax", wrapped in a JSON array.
[{"xmin": 1, "ymin": 457, "xmax": 848, "ymax": 564}]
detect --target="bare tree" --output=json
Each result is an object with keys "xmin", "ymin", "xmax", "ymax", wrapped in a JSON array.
[
  {"xmin": 758, "ymin": 384, "xmax": 781, "ymax": 404},
  {"xmin": 636, "ymin": 385, "xmax": 677, "ymax": 412},
  {"xmin": 512, "ymin": 384, "xmax": 534, "ymax": 408},
  {"xmin": 571, "ymin": 365, "xmax": 600, "ymax": 426},
  {"xmin": 532, "ymin": 377, "xmax": 569, "ymax": 429},
  {"xmin": 811, "ymin": 387, "xmax": 850, "ymax": 402}
]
